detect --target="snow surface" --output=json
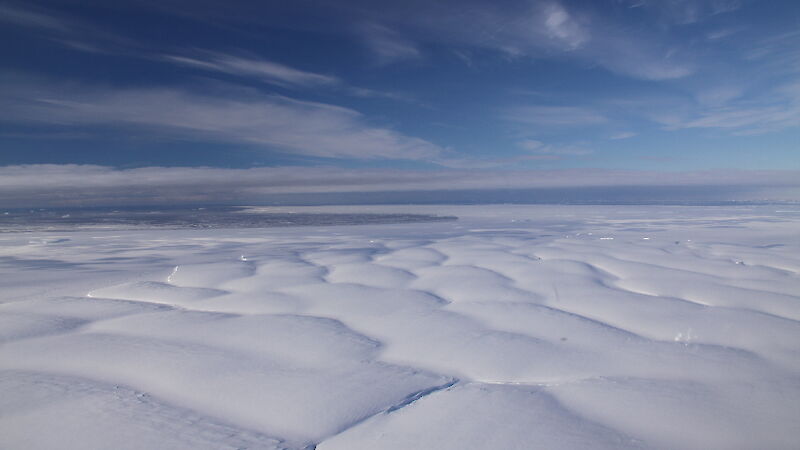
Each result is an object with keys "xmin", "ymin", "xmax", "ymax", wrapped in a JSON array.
[{"xmin": 1, "ymin": 204, "xmax": 799, "ymax": 449}]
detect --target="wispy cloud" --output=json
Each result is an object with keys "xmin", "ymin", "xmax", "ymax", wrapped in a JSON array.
[
  {"xmin": 433, "ymin": 154, "xmax": 560, "ymax": 169},
  {"xmin": 344, "ymin": 86, "xmax": 419, "ymax": 103},
  {"xmin": 706, "ymin": 27, "xmax": 744, "ymax": 41},
  {"xmin": 518, "ymin": 75, "xmax": 799, "ymax": 137},
  {"xmin": 743, "ymin": 30, "xmax": 800, "ymax": 76},
  {"xmin": 160, "ymin": 51, "xmax": 420, "ymax": 102},
  {"xmin": 695, "ymin": 85, "xmax": 744, "ymax": 107},
  {"xmin": 541, "ymin": 2, "xmax": 588, "ymax": 50},
  {"xmin": 609, "ymin": 132, "xmax": 637, "ymax": 140},
  {"xmin": 505, "ymin": 106, "xmax": 609, "ymax": 127},
  {"xmin": 2, "ymin": 3, "xmax": 342, "ymax": 90},
  {"xmin": 517, "ymin": 139, "xmax": 591, "ymax": 155},
  {"xmin": 622, "ymin": 0, "xmax": 743, "ymax": 25},
  {"xmin": 359, "ymin": 23, "xmax": 421, "ymax": 65},
  {"xmin": 162, "ymin": 52, "xmax": 340, "ymax": 88},
  {"xmin": 0, "ymin": 3, "xmax": 71, "ymax": 32},
  {"xmin": 430, "ymin": 138, "xmax": 592, "ymax": 169},
  {"xmin": 518, "ymin": 139, "xmax": 545, "ymax": 151},
  {"xmin": 654, "ymin": 81, "xmax": 800, "ymax": 134},
  {"xmin": 681, "ymin": 105, "xmax": 800, "ymax": 135},
  {"xmin": 342, "ymin": 1, "xmax": 694, "ymax": 80},
  {"xmin": 0, "ymin": 3, "xmax": 139, "ymax": 55},
  {"xmin": 1, "ymin": 164, "xmax": 797, "ymax": 207},
  {"xmin": 2, "ymin": 1, "xmax": 697, "ymax": 83},
  {"xmin": 578, "ymin": 33, "xmax": 694, "ymax": 80},
  {"xmin": 0, "ymin": 80, "xmax": 443, "ymax": 161}
]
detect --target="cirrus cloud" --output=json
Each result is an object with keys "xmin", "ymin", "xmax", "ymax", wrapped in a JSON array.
[{"xmin": 0, "ymin": 79, "xmax": 444, "ymax": 161}]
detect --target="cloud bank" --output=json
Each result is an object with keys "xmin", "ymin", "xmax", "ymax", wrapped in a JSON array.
[{"xmin": 1, "ymin": 165, "xmax": 798, "ymax": 207}]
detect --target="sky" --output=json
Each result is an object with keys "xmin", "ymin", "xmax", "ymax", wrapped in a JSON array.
[{"xmin": 1, "ymin": 0, "xmax": 799, "ymax": 206}]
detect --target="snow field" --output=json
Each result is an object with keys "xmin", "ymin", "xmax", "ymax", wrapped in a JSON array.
[{"xmin": 1, "ymin": 205, "xmax": 799, "ymax": 449}]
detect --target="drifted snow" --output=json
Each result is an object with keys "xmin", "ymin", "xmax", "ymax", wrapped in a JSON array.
[{"xmin": 1, "ymin": 205, "xmax": 799, "ymax": 449}]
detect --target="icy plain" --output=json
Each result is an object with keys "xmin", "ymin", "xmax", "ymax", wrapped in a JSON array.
[{"xmin": 1, "ymin": 204, "xmax": 799, "ymax": 449}]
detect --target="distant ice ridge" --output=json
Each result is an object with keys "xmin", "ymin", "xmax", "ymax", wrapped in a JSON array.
[
  {"xmin": 1, "ymin": 204, "xmax": 799, "ymax": 449},
  {"xmin": 0, "ymin": 205, "xmax": 456, "ymax": 233}
]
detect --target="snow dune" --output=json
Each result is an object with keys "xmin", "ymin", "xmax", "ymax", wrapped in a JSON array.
[{"xmin": 1, "ymin": 205, "xmax": 799, "ymax": 449}]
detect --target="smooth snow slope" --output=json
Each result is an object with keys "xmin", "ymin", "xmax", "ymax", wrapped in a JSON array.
[{"xmin": 1, "ymin": 205, "xmax": 799, "ymax": 449}]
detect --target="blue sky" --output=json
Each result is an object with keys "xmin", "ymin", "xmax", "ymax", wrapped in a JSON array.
[{"xmin": 1, "ymin": 0, "xmax": 799, "ymax": 205}]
